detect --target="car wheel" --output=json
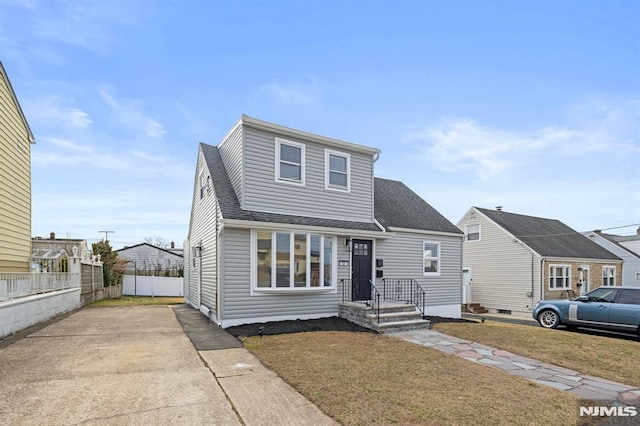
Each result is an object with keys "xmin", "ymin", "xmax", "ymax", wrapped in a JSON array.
[{"xmin": 538, "ymin": 309, "xmax": 560, "ymax": 329}]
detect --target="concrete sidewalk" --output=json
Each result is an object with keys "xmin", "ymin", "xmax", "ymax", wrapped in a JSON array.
[
  {"xmin": 391, "ymin": 329, "xmax": 640, "ymax": 406},
  {"xmin": 0, "ymin": 305, "xmax": 336, "ymax": 425}
]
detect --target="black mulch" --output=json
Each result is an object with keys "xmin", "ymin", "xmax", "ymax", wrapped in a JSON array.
[{"xmin": 225, "ymin": 315, "xmax": 477, "ymax": 338}]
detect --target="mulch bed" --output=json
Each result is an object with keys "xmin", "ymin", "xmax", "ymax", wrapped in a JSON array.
[{"xmin": 226, "ymin": 315, "xmax": 476, "ymax": 337}]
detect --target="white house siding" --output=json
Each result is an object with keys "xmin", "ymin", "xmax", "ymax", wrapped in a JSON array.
[
  {"xmin": 584, "ymin": 233, "xmax": 640, "ymax": 287},
  {"xmin": 219, "ymin": 227, "xmax": 352, "ymax": 327},
  {"xmin": 240, "ymin": 127, "xmax": 374, "ymax": 223},
  {"xmin": 375, "ymin": 232, "xmax": 463, "ymax": 318},
  {"xmin": 185, "ymin": 149, "xmax": 220, "ymax": 314},
  {"xmin": 458, "ymin": 210, "xmax": 542, "ymax": 313},
  {"xmin": 217, "ymin": 124, "xmax": 244, "ymax": 206}
]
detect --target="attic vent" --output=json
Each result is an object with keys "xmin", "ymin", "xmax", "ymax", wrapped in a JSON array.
[{"xmin": 469, "ymin": 211, "xmax": 476, "ymax": 219}]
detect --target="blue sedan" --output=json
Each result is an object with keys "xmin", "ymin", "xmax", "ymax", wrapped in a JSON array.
[{"xmin": 532, "ymin": 286, "xmax": 640, "ymax": 336}]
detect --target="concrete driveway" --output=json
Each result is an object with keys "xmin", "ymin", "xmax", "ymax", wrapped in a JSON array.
[{"xmin": 0, "ymin": 305, "xmax": 335, "ymax": 425}]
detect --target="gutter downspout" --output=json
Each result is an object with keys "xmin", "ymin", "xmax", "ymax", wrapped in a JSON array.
[{"xmin": 539, "ymin": 257, "xmax": 546, "ymax": 301}]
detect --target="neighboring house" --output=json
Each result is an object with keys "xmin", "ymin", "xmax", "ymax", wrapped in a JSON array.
[
  {"xmin": 31, "ymin": 232, "xmax": 91, "ymax": 272},
  {"xmin": 0, "ymin": 61, "xmax": 35, "ymax": 272},
  {"xmin": 457, "ymin": 207, "xmax": 622, "ymax": 315},
  {"xmin": 606, "ymin": 228, "xmax": 640, "ymax": 262},
  {"xmin": 116, "ymin": 242, "xmax": 184, "ymax": 276},
  {"xmin": 584, "ymin": 229, "xmax": 640, "ymax": 286},
  {"xmin": 184, "ymin": 115, "xmax": 463, "ymax": 327}
]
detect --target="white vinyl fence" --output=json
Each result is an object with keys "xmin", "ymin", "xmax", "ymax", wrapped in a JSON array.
[
  {"xmin": 123, "ymin": 275, "xmax": 183, "ymax": 297},
  {"xmin": 0, "ymin": 272, "xmax": 80, "ymax": 302}
]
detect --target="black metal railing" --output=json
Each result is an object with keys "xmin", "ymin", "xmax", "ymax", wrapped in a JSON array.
[
  {"xmin": 341, "ymin": 278, "xmax": 380, "ymax": 323},
  {"xmin": 382, "ymin": 278, "xmax": 427, "ymax": 318}
]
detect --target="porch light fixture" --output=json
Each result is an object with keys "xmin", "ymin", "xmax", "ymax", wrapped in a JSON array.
[{"xmin": 345, "ymin": 238, "xmax": 351, "ymax": 252}]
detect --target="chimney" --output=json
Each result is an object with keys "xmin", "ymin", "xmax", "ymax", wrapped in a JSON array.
[
  {"xmin": 594, "ymin": 229, "xmax": 602, "ymax": 234},
  {"xmin": 495, "ymin": 206, "xmax": 503, "ymax": 211},
  {"xmin": 171, "ymin": 241, "xmax": 175, "ymax": 249},
  {"xmin": 50, "ymin": 232, "xmax": 56, "ymax": 240}
]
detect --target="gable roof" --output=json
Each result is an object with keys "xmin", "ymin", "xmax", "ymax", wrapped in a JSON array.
[
  {"xmin": 200, "ymin": 143, "xmax": 382, "ymax": 232},
  {"xmin": 116, "ymin": 242, "xmax": 184, "ymax": 258},
  {"xmin": 0, "ymin": 61, "xmax": 35, "ymax": 143},
  {"xmin": 476, "ymin": 207, "xmax": 620, "ymax": 260},
  {"xmin": 588, "ymin": 231, "xmax": 640, "ymax": 259},
  {"xmin": 374, "ymin": 178, "xmax": 462, "ymax": 234}
]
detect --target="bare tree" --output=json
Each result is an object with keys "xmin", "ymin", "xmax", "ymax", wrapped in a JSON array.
[{"xmin": 143, "ymin": 236, "xmax": 168, "ymax": 248}]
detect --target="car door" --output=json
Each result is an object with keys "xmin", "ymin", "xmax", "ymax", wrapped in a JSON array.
[
  {"xmin": 575, "ymin": 287, "xmax": 618, "ymax": 325},
  {"xmin": 607, "ymin": 289, "xmax": 640, "ymax": 332}
]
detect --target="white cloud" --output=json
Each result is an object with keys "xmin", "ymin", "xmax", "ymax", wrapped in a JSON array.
[
  {"xmin": 405, "ymin": 99, "xmax": 640, "ymax": 180},
  {"xmin": 27, "ymin": 0, "xmax": 148, "ymax": 54},
  {"xmin": 260, "ymin": 77, "xmax": 319, "ymax": 105},
  {"xmin": 99, "ymin": 89, "xmax": 166, "ymax": 139},
  {"xmin": 23, "ymin": 96, "xmax": 92, "ymax": 129}
]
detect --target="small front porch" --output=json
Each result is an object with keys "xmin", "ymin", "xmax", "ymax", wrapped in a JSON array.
[{"xmin": 339, "ymin": 278, "xmax": 431, "ymax": 333}]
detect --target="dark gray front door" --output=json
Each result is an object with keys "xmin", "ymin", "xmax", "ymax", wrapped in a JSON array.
[{"xmin": 351, "ymin": 239, "xmax": 372, "ymax": 301}]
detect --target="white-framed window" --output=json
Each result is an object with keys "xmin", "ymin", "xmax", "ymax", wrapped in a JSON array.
[
  {"xmin": 636, "ymin": 272, "xmax": 640, "ymax": 280},
  {"xmin": 324, "ymin": 149, "xmax": 350, "ymax": 191},
  {"xmin": 253, "ymin": 230, "xmax": 336, "ymax": 291},
  {"xmin": 602, "ymin": 266, "xmax": 616, "ymax": 286},
  {"xmin": 198, "ymin": 170, "xmax": 211, "ymax": 199},
  {"xmin": 549, "ymin": 265, "xmax": 571, "ymax": 290},
  {"xmin": 465, "ymin": 224, "xmax": 480, "ymax": 241},
  {"xmin": 275, "ymin": 138, "xmax": 305, "ymax": 185},
  {"xmin": 423, "ymin": 241, "xmax": 440, "ymax": 276}
]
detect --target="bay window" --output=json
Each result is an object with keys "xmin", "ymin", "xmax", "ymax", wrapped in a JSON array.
[{"xmin": 254, "ymin": 231, "xmax": 336, "ymax": 290}]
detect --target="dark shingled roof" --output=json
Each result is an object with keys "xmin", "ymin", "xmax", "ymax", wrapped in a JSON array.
[
  {"xmin": 374, "ymin": 178, "xmax": 462, "ymax": 234},
  {"xmin": 201, "ymin": 143, "xmax": 460, "ymax": 235},
  {"xmin": 476, "ymin": 207, "xmax": 620, "ymax": 260},
  {"xmin": 201, "ymin": 143, "xmax": 381, "ymax": 232}
]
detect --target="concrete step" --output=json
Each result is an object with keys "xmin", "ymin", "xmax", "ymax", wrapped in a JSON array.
[
  {"xmin": 366, "ymin": 311, "xmax": 424, "ymax": 324},
  {"xmin": 373, "ymin": 319, "xmax": 431, "ymax": 333}
]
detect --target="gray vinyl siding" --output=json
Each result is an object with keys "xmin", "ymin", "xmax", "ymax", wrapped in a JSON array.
[
  {"xmin": 375, "ymin": 232, "xmax": 463, "ymax": 307},
  {"xmin": 240, "ymin": 127, "xmax": 374, "ymax": 223},
  {"xmin": 183, "ymin": 237, "xmax": 191, "ymax": 303},
  {"xmin": 585, "ymin": 233, "xmax": 640, "ymax": 287},
  {"xmin": 458, "ymin": 209, "xmax": 542, "ymax": 313},
  {"xmin": 218, "ymin": 124, "xmax": 244, "ymax": 206},
  {"xmin": 186, "ymin": 149, "xmax": 220, "ymax": 314},
  {"xmin": 220, "ymin": 227, "xmax": 351, "ymax": 325}
]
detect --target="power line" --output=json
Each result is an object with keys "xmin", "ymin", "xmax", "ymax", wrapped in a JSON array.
[{"xmin": 98, "ymin": 230, "xmax": 115, "ymax": 241}]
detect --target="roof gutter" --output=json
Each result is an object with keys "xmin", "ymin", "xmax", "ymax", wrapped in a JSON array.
[{"xmin": 221, "ymin": 218, "xmax": 394, "ymax": 239}]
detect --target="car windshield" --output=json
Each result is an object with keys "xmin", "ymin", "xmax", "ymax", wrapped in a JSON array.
[{"xmin": 585, "ymin": 287, "xmax": 617, "ymax": 303}]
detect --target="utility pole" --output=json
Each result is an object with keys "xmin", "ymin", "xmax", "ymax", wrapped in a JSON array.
[{"xmin": 99, "ymin": 230, "xmax": 115, "ymax": 242}]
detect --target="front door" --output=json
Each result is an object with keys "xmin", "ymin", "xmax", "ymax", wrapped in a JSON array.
[
  {"xmin": 462, "ymin": 267, "xmax": 472, "ymax": 303},
  {"xmin": 578, "ymin": 266, "xmax": 589, "ymax": 295},
  {"xmin": 351, "ymin": 239, "xmax": 372, "ymax": 301}
]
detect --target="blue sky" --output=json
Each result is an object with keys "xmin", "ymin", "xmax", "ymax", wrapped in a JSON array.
[{"xmin": 2, "ymin": 0, "xmax": 639, "ymax": 249}]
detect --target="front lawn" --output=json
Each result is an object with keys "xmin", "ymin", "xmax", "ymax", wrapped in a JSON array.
[
  {"xmin": 245, "ymin": 331, "xmax": 579, "ymax": 425},
  {"xmin": 434, "ymin": 321, "xmax": 640, "ymax": 387}
]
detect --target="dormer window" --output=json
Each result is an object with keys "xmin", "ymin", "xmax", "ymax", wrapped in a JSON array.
[
  {"xmin": 275, "ymin": 138, "xmax": 305, "ymax": 185},
  {"xmin": 325, "ymin": 149, "xmax": 350, "ymax": 192}
]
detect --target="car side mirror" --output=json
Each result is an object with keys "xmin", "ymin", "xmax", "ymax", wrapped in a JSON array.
[{"xmin": 575, "ymin": 295, "xmax": 589, "ymax": 302}]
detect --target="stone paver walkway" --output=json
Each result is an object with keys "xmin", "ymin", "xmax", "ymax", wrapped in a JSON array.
[{"xmin": 391, "ymin": 329, "xmax": 640, "ymax": 406}]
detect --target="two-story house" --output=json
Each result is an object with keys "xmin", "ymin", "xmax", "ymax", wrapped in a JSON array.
[
  {"xmin": 457, "ymin": 207, "xmax": 622, "ymax": 315},
  {"xmin": 184, "ymin": 115, "xmax": 463, "ymax": 328},
  {"xmin": 1, "ymin": 61, "xmax": 35, "ymax": 273}
]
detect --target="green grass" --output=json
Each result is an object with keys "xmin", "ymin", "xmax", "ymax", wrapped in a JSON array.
[{"xmin": 87, "ymin": 296, "xmax": 184, "ymax": 307}]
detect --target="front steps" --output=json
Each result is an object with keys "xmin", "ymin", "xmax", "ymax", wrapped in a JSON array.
[
  {"xmin": 463, "ymin": 303, "xmax": 488, "ymax": 314},
  {"xmin": 339, "ymin": 301, "xmax": 431, "ymax": 333}
]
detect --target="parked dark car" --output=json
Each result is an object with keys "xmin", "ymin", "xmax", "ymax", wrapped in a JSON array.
[{"xmin": 532, "ymin": 286, "xmax": 640, "ymax": 336}]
